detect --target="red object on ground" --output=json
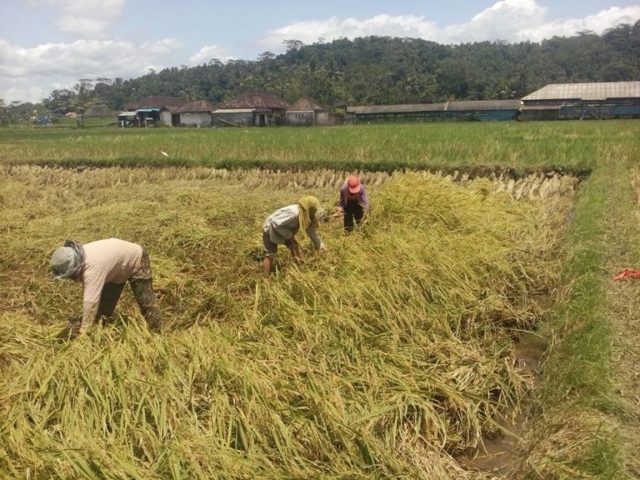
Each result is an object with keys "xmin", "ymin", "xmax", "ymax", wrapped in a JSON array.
[{"xmin": 612, "ymin": 268, "xmax": 640, "ymax": 281}]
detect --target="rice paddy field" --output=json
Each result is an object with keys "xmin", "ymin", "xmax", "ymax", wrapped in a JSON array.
[{"xmin": 1, "ymin": 121, "xmax": 640, "ymax": 479}]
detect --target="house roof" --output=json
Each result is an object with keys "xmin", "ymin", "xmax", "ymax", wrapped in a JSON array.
[
  {"xmin": 214, "ymin": 108, "xmax": 260, "ymax": 113},
  {"xmin": 175, "ymin": 100, "xmax": 218, "ymax": 113},
  {"xmin": 221, "ymin": 91, "xmax": 289, "ymax": 109},
  {"xmin": 127, "ymin": 96, "xmax": 188, "ymax": 110},
  {"xmin": 445, "ymin": 99, "xmax": 522, "ymax": 111},
  {"xmin": 522, "ymin": 82, "xmax": 640, "ymax": 101},
  {"xmin": 347, "ymin": 103, "xmax": 446, "ymax": 114},
  {"xmin": 521, "ymin": 104, "xmax": 562, "ymax": 111},
  {"xmin": 445, "ymin": 98, "xmax": 522, "ymax": 112},
  {"xmin": 347, "ymin": 99, "xmax": 521, "ymax": 115},
  {"xmin": 288, "ymin": 98, "xmax": 326, "ymax": 112}
]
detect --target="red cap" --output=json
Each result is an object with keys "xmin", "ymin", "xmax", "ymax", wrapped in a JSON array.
[{"xmin": 347, "ymin": 175, "xmax": 361, "ymax": 194}]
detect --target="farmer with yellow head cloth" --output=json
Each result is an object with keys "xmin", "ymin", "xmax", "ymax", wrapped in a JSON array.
[{"xmin": 262, "ymin": 196, "xmax": 326, "ymax": 275}]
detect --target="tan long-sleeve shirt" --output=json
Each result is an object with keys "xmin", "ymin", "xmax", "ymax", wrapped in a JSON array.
[{"xmin": 80, "ymin": 238, "xmax": 144, "ymax": 333}]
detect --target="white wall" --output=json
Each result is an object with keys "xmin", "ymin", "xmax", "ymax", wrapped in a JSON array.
[
  {"xmin": 160, "ymin": 111, "xmax": 173, "ymax": 126},
  {"xmin": 180, "ymin": 112, "xmax": 212, "ymax": 126}
]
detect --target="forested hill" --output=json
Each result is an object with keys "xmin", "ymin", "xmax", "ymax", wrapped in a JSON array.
[{"xmin": 57, "ymin": 22, "xmax": 640, "ymax": 112}]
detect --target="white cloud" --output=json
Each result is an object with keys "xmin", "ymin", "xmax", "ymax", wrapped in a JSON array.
[
  {"xmin": 0, "ymin": 37, "xmax": 184, "ymax": 103},
  {"xmin": 55, "ymin": 15, "xmax": 112, "ymax": 37},
  {"xmin": 189, "ymin": 45, "xmax": 235, "ymax": 65},
  {"xmin": 518, "ymin": 6, "xmax": 640, "ymax": 42},
  {"xmin": 141, "ymin": 38, "xmax": 183, "ymax": 55},
  {"xmin": 262, "ymin": 14, "xmax": 439, "ymax": 48},
  {"xmin": 443, "ymin": 0, "xmax": 547, "ymax": 42},
  {"xmin": 28, "ymin": 0, "xmax": 126, "ymax": 37},
  {"xmin": 261, "ymin": 1, "xmax": 640, "ymax": 48}
]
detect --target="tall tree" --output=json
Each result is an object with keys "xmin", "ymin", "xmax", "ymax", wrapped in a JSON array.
[
  {"xmin": 71, "ymin": 80, "xmax": 95, "ymax": 128},
  {"xmin": 43, "ymin": 89, "xmax": 74, "ymax": 114}
]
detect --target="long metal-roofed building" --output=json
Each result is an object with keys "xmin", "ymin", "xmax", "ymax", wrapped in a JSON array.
[
  {"xmin": 521, "ymin": 81, "xmax": 640, "ymax": 120},
  {"xmin": 346, "ymin": 99, "xmax": 522, "ymax": 123}
]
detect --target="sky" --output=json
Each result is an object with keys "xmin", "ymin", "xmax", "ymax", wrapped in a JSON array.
[{"xmin": 1, "ymin": 0, "xmax": 639, "ymax": 104}]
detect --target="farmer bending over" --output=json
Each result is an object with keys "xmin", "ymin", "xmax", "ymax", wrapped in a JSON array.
[
  {"xmin": 339, "ymin": 175, "xmax": 369, "ymax": 231},
  {"xmin": 262, "ymin": 196, "xmax": 326, "ymax": 275},
  {"xmin": 50, "ymin": 238, "xmax": 162, "ymax": 335}
]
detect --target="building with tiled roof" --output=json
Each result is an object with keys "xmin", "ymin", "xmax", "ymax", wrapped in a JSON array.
[
  {"xmin": 212, "ymin": 91, "xmax": 289, "ymax": 127},
  {"xmin": 287, "ymin": 98, "xmax": 331, "ymax": 126},
  {"xmin": 126, "ymin": 96, "xmax": 188, "ymax": 126},
  {"xmin": 175, "ymin": 100, "xmax": 218, "ymax": 127}
]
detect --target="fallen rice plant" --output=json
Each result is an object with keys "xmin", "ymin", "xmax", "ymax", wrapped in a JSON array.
[{"xmin": 0, "ymin": 166, "xmax": 576, "ymax": 478}]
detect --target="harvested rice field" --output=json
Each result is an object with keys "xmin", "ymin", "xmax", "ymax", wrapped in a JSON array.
[{"xmin": 1, "ymin": 164, "xmax": 576, "ymax": 478}]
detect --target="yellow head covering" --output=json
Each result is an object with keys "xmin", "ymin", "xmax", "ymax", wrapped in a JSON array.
[{"xmin": 298, "ymin": 195, "xmax": 321, "ymax": 231}]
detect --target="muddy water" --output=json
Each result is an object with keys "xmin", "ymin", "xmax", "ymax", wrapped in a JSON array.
[{"xmin": 459, "ymin": 331, "xmax": 545, "ymax": 476}]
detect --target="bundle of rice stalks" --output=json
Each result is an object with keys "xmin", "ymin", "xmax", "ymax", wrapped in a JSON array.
[{"xmin": 0, "ymin": 166, "xmax": 574, "ymax": 478}]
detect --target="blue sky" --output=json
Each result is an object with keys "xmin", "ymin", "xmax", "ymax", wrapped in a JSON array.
[{"xmin": 1, "ymin": 0, "xmax": 639, "ymax": 103}]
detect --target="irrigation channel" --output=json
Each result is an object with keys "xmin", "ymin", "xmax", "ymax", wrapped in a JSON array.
[{"xmin": 0, "ymin": 165, "xmax": 581, "ymax": 478}]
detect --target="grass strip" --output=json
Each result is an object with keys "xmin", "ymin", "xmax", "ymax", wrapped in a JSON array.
[{"xmin": 521, "ymin": 152, "xmax": 632, "ymax": 478}]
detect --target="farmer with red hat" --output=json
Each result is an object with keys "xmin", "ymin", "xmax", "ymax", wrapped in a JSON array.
[{"xmin": 339, "ymin": 175, "xmax": 369, "ymax": 232}]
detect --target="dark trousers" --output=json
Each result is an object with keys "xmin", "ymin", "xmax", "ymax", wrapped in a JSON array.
[
  {"xmin": 97, "ymin": 278, "xmax": 162, "ymax": 332},
  {"xmin": 344, "ymin": 201, "xmax": 364, "ymax": 231}
]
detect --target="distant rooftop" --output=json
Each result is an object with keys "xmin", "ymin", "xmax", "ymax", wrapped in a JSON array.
[
  {"xmin": 288, "ymin": 98, "xmax": 326, "ymax": 112},
  {"xmin": 175, "ymin": 100, "xmax": 218, "ymax": 113},
  {"xmin": 347, "ymin": 103, "xmax": 444, "ymax": 114},
  {"xmin": 445, "ymin": 100, "xmax": 522, "ymax": 111},
  {"xmin": 522, "ymin": 82, "xmax": 640, "ymax": 101},
  {"xmin": 347, "ymin": 99, "xmax": 521, "ymax": 115},
  {"xmin": 213, "ymin": 108, "xmax": 261, "ymax": 113},
  {"xmin": 221, "ymin": 91, "xmax": 289, "ymax": 109}
]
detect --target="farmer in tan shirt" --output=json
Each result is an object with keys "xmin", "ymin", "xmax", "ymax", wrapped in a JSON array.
[{"xmin": 50, "ymin": 238, "xmax": 162, "ymax": 335}]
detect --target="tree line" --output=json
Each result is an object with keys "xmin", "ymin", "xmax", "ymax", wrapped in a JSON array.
[{"xmin": 1, "ymin": 21, "xmax": 639, "ymax": 126}]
